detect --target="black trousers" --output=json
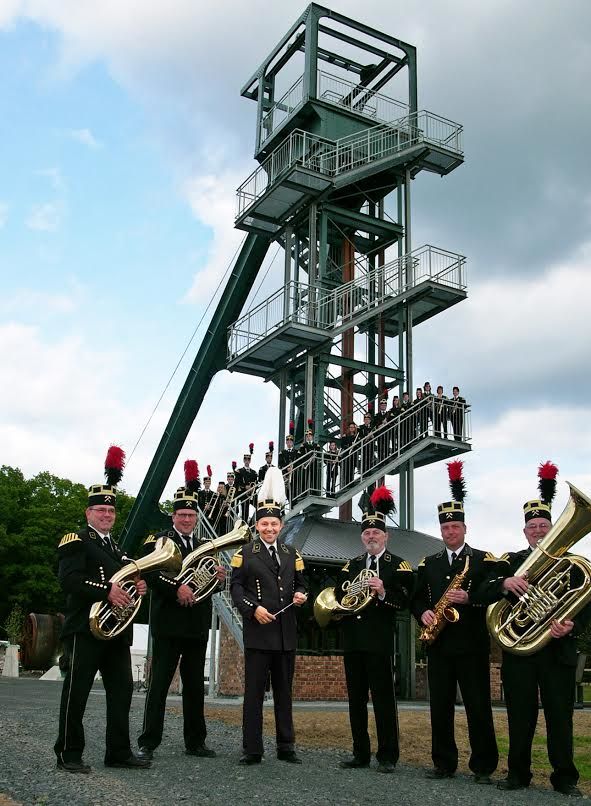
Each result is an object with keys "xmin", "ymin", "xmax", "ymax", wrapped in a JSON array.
[
  {"xmin": 451, "ymin": 413, "xmax": 463, "ymax": 441},
  {"xmin": 242, "ymin": 649, "xmax": 295, "ymax": 756},
  {"xmin": 54, "ymin": 632, "xmax": 133, "ymax": 764},
  {"xmin": 344, "ymin": 652, "xmax": 399, "ymax": 765},
  {"xmin": 138, "ymin": 636, "xmax": 207, "ymax": 751},
  {"xmin": 502, "ymin": 650, "xmax": 578, "ymax": 788},
  {"xmin": 427, "ymin": 650, "xmax": 498, "ymax": 775}
]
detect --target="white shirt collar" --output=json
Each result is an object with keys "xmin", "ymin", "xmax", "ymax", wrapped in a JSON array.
[
  {"xmin": 446, "ymin": 544, "xmax": 465, "ymax": 563},
  {"xmin": 366, "ymin": 548, "xmax": 385, "ymax": 567}
]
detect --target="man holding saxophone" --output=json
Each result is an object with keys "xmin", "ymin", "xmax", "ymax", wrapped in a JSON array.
[
  {"xmin": 336, "ymin": 487, "xmax": 413, "ymax": 774},
  {"xmin": 412, "ymin": 461, "xmax": 506, "ymax": 784},
  {"xmin": 488, "ymin": 462, "xmax": 591, "ymax": 797},
  {"xmin": 138, "ymin": 461, "xmax": 225, "ymax": 761}
]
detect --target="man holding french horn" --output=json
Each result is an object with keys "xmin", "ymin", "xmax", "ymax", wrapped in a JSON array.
[
  {"xmin": 54, "ymin": 447, "xmax": 151, "ymax": 774},
  {"xmin": 335, "ymin": 487, "xmax": 413, "ymax": 774},
  {"xmin": 137, "ymin": 461, "xmax": 225, "ymax": 761},
  {"xmin": 486, "ymin": 462, "xmax": 591, "ymax": 797}
]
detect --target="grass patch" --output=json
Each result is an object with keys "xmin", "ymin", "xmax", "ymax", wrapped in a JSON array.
[{"xmin": 200, "ymin": 705, "xmax": 591, "ymax": 795}]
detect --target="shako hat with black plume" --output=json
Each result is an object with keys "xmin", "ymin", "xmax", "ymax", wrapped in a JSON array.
[
  {"xmin": 361, "ymin": 486, "xmax": 396, "ymax": 532},
  {"xmin": 438, "ymin": 460, "xmax": 466, "ymax": 523},
  {"xmin": 88, "ymin": 445, "xmax": 125, "ymax": 507},
  {"xmin": 523, "ymin": 460, "xmax": 558, "ymax": 523}
]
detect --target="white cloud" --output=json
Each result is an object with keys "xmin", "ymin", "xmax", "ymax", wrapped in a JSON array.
[
  {"xmin": 0, "ymin": 283, "xmax": 83, "ymax": 317},
  {"xmin": 64, "ymin": 127, "xmax": 102, "ymax": 148},
  {"xmin": 26, "ymin": 201, "xmax": 62, "ymax": 231}
]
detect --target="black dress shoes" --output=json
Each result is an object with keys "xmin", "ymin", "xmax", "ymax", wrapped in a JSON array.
[
  {"xmin": 239, "ymin": 753, "xmax": 262, "ymax": 765},
  {"xmin": 553, "ymin": 783, "xmax": 582, "ymax": 798},
  {"xmin": 137, "ymin": 746, "xmax": 153, "ymax": 761},
  {"xmin": 497, "ymin": 777, "xmax": 528, "ymax": 791},
  {"xmin": 376, "ymin": 762, "xmax": 396, "ymax": 774},
  {"xmin": 277, "ymin": 750, "xmax": 302, "ymax": 764},
  {"xmin": 185, "ymin": 744, "xmax": 216, "ymax": 758},
  {"xmin": 339, "ymin": 757, "xmax": 370, "ymax": 769},
  {"xmin": 473, "ymin": 774, "xmax": 493, "ymax": 785},
  {"xmin": 56, "ymin": 759, "xmax": 91, "ymax": 774},
  {"xmin": 105, "ymin": 754, "xmax": 151, "ymax": 769},
  {"xmin": 425, "ymin": 768, "xmax": 454, "ymax": 779}
]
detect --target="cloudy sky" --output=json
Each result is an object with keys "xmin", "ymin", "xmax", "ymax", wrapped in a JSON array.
[{"xmin": 1, "ymin": 0, "xmax": 591, "ymax": 557}]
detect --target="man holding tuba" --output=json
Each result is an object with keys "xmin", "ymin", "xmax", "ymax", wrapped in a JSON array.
[
  {"xmin": 137, "ymin": 461, "xmax": 224, "ymax": 762},
  {"xmin": 488, "ymin": 462, "xmax": 591, "ymax": 797},
  {"xmin": 54, "ymin": 447, "xmax": 151, "ymax": 774},
  {"xmin": 336, "ymin": 487, "xmax": 413, "ymax": 774},
  {"xmin": 411, "ymin": 461, "xmax": 506, "ymax": 784}
]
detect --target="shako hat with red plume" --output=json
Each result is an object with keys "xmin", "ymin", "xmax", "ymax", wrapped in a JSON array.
[
  {"xmin": 204, "ymin": 464, "xmax": 212, "ymax": 482},
  {"xmin": 172, "ymin": 459, "xmax": 200, "ymax": 512},
  {"xmin": 523, "ymin": 461, "xmax": 558, "ymax": 523},
  {"xmin": 361, "ymin": 486, "xmax": 396, "ymax": 532},
  {"xmin": 265, "ymin": 440, "xmax": 274, "ymax": 457},
  {"xmin": 438, "ymin": 460, "xmax": 466, "ymax": 523},
  {"xmin": 286, "ymin": 420, "xmax": 295, "ymax": 442},
  {"xmin": 88, "ymin": 445, "xmax": 125, "ymax": 507},
  {"xmin": 305, "ymin": 418, "xmax": 314, "ymax": 437}
]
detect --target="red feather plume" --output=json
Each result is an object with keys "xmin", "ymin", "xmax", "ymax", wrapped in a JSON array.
[
  {"xmin": 249, "ymin": 442, "xmax": 254, "ymax": 454},
  {"xmin": 104, "ymin": 445, "xmax": 125, "ymax": 487},
  {"xmin": 289, "ymin": 420, "xmax": 294, "ymax": 432},
  {"xmin": 370, "ymin": 485, "xmax": 396, "ymax": 516},
  {"xmin": 269, "ymin": 441, "xmax": 274, "ymax": 451},
  {"xmin": 232, "ymin": 460, "xmax": 237, "ymax": 471},
  {"xmin": 207, "ymin": 464, "xmax": 212, "ymax": 478},
  {"xmin": 447, "ymin": 460, "xmax": 466, "ymax": 502},
  {"xmin": 538, "ymin": 460, "xmax": 558, "ymax": 480},
  {"xmin": 184, "ymin": 460, "xmax": 198, "ymax": 483},
  {"xmin": 538, "ymin": 460, "xmax": 558, "ymax": 505}
]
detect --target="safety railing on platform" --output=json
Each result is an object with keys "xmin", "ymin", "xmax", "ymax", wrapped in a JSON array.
[
  {"xmin": 259, "ymin": 70, "xmax": 409, "ymax": 146},
  {"xmin": 228, "ymin": 245, "xmax": 466, "ymax": 360},
  {"xmin": 281, "ymin": 397, "xmax": 471, "ymax": 508},
  {"xmin": 237, "ymin": 129, "xmax": 334, "ymax": 218}
]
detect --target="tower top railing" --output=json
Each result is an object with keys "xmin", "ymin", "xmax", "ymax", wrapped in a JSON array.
[
  {"xmin": 228, "ymin": 244, "xmax": 466, "ymax": 361},
  {"xmin": 259, "ymin": 69, "xmax": 410, "ymax": 146}
]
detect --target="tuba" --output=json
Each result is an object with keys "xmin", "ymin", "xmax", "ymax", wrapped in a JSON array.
[
  {"xmin": 419, "ymin": 556, "xmax": 470, "ymax": 645},
  {"xmin": 89, "ymin": 536, "xmax": 182, "ymax": 640},
  {"xmin": 176, "ymin": 520, "xmax": 252, "ymax": 603},
  {"xmin": 314, "ymin": 568, "xmax": 377, "ymax": 628},
  {"xmin": 487, "ymin": 482, "xmax": 591, "ymax": 656}
]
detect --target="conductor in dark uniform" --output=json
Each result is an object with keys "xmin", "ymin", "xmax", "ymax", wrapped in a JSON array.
[
  {"xmin": 54, "ymin": 447, "xmax": 151, "ymax": 773},
  {"xmin": 412, "ymin": 461, "xmax": 504, "ymax": 784},
  {"xmin": 230, "ymin": 468, "xmax": 307, "ymax": 765},
  {"xmin": 336, "ymin": 488, "xmax": 413, "ymax": 773},
  {"xmin": 488, "ymin": 462, "xmax": 591, "ymax": 797},
  {"xmin": 138, "ymin": 461, "xmax": 225, "ymax": 761}
]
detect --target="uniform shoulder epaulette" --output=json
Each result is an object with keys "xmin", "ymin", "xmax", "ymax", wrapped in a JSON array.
[
  {"xmin": 484, "ymin": 551, "xmax": 508, "ymax": 563},
  {"xmin": 397, "ymin": 560, "xmax": 413, "ymax": 572},
  {"xmin": 231, "ymin": 547, "xmax": 243, "ymax": 568},
  {"xmin": 418, "ymin": 556, "xmax": 426, "ymax": 567},
  {"xmin": 58, "ymin": 533, "xmax": 82, "ymax": 548},
  {"xmin": 295, "ymin": 550, "xmax": 305, "ymax": 571},
  {"xmin": 143, "ymin": 534, "xmax": 157, "ymax": 545},
  {"xmin": 498, "ymin": 552, "xmax": 510, "ymax": 563}
]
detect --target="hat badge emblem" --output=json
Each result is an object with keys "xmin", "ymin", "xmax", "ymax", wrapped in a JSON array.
[{"xmin": 445, "ymin": 512, "xmax": 453, "ymax": 520}]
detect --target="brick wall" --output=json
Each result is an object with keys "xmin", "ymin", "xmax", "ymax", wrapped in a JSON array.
[
  {"xmin": 217, "ymin": 624, "xmax": 347, "ymax": 700},
  {"xmin": 414, "ymin": 659, "xmax": 503, "ymax": 702}
]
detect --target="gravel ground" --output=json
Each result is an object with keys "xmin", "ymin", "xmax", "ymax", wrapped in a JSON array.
[{"xmin": 0, "ymin": 678, "xmax": 585, "ymax": 805}]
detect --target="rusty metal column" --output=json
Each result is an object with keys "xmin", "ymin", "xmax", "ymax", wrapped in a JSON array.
[{"xmin": 339, "ymin": 236, "xmax": 355, "ymax": 522}]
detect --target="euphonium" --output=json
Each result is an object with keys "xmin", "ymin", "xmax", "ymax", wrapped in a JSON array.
[
  {"xmin": 487, "ymin": 482, "xmax": 591, "ymax": 656},
  {"xmin": 176, "ymin": 520, "xmax": 251, "ymax": 603},
  {"xmin": 89, "ymin": 536, "xmax": 182, "ymax": 640},
  {"xmin": 313, "ymin": 568, "xmax": 377, "ymax": 628},
  {"xmin": 419, "ymin": 556, "xmax": 470, "ymax": 645}
]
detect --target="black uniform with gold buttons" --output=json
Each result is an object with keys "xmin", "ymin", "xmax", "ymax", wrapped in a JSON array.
[
  {"xmin": 412, "ymin": 544, "xmax": 506, "ymax": 777},
  {"xmin": 54, "ymin": 449, "xmax": 137, "ymax": 769},
  {"xmin": 230, "ymin": 537, "xmax": 306, "ymax": 757},
  {"xmin": 335, "ymin": 547, "xmax": 413, "ymax": 766}
]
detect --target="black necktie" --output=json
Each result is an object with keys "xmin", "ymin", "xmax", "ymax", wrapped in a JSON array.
[
  {"xmin": 369, "ymin": 555, "xmax": 377, "ymax": 571},
  {"xmin": 269, "ymin": 545, "xmax": 280, "ymax": 571},
  {"xmin": 451, "ymin": 551, "xmax": 457, "ymax": 564},
  {"xmin": 182, "ymin": 534, "xmax": 193, "ymax": 552}
]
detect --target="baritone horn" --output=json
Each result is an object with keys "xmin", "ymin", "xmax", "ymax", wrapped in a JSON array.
[
  {"xmin": 89, "ymin": 536, "xmax": 182, "ymax": 640},
  {"xmin": 487, "ymin": 482, "xmax": 591, "ymax": 656},
  {"xmin": 313, "ymin": 568, "xmax": 377, "ymax": 628}
]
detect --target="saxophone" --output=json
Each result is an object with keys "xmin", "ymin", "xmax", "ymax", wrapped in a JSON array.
[
  {"xmin": 419, "ymin": 556, "xmax": 470, "ymax": 645},
  {"xmin": 89, "ymin": 537, "xmax": 182, "ymax": 640}
]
